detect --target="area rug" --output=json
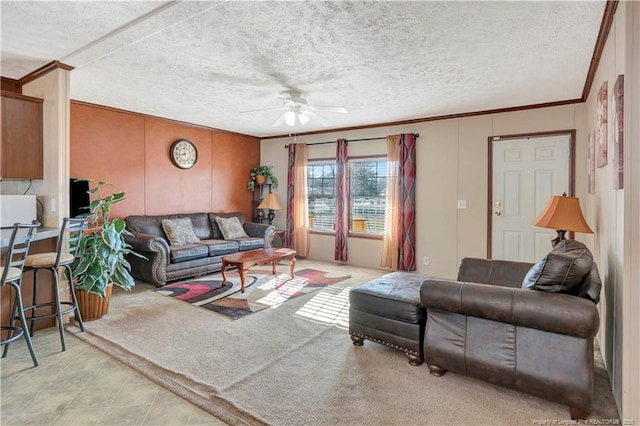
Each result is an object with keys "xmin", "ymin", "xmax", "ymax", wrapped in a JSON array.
[{"xmin": 155, "ymin": 268, "xmax": 351, "ymax": 319}]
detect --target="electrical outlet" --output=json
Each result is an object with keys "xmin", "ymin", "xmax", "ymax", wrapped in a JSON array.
[
  {"xmin": 422, "ymin": 256, "xmax": 429, "ymax": 265},
  {"xmin": 457, "ymin": 200, "xmax": 467, "ymax": 209},
  {"xmin": 50, "ymin": 198, "xmax": 57, "ymax": 212}
]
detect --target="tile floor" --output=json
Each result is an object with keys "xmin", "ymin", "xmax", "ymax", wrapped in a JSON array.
[{"xmin": 0, "ymin": 327, "xmax": 227, "ymax": 425}]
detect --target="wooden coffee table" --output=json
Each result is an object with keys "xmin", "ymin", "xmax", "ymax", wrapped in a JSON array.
[{"xmin": 221, "ymin": 248, "xmax": 296, "ymax": 293}]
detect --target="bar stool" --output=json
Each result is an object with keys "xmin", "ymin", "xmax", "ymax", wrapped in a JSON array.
[
  {"xmin": 1, "ymin": 221, "xmax": 40, "ymax": 367},
  {"xmin": 23, "ymin": 217, "xmax": 86, "ymax": 351}
]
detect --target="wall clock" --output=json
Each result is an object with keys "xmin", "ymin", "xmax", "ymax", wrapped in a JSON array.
[{"xmin": 170, "ymin": 139, "xmax": 198, "ymax": 169}]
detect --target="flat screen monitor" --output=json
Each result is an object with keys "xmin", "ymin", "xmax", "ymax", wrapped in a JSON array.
[{"xmin": 70, "ymin": 179, "xmax": 90, "ymax": 218}]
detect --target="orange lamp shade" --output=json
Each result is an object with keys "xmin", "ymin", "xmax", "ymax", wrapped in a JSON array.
[
  {"xmin": 532, "ymin": 194, "xmax": 593, "ymax": 233},
  {"xmin": 257, "ymin": 193, "xmax": 283, "ymax": 211}
]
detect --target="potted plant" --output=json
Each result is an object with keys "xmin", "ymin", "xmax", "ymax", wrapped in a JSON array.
[
  {"xmin": 71, "ymin": 179, "xmax": 144, "ymax": 320},
  {"xmin": 247, "ymin": 165, "xmax": 279, "ymax": 191}
]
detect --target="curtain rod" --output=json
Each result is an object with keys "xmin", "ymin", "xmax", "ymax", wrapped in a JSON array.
[{"xmin": 283, "ymin": 133, "xmax": 419, "ymax": 148}]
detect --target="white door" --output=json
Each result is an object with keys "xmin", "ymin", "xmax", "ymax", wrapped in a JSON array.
[{"xmin": 491, "ymin": 134, "xmax": 570, "ymax": 262}]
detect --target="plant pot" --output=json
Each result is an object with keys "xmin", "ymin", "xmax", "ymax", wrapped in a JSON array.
[
  {"xmin": 76, "ymin": 284, "xmax": 113, "ymax": 321},
  {"xmin": 255, "ymin": 175, "xmax": 267, "ymax": 185}
]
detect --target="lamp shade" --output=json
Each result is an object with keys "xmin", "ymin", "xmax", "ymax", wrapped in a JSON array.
[
  {"xmin": 532, "ymin": 194, "xmax": 593, "ymax": 233},
  {"xmin": 257, "ymin": 193, "xmax": 283, "ymax": 210}
]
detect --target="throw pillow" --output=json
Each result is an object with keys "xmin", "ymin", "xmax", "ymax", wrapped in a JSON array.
[
  {"xmin": 215, "ymin": 216, "xmax": 248, "ymax": 240},
  {"xmin": 161, "ymin": 218, "xmax": 200, "ymax": 246},
  {"xmin": 522, "ymin": 239, "xmax": 593, "ymax": 295}
]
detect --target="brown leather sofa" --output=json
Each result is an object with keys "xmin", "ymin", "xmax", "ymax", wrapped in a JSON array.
[
  {"xmin": 124, "ymin": 212, "xmax": 275, "ymax": 286},
  {"xmin": 421, "ymin": 253, "xmax": 602, "ymax": 420}
]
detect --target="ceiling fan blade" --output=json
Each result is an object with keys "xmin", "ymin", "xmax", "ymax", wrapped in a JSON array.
[
  {"xmin": 307, "ymin": 105, "xmax": 348, "ymax": 113},
  {"xmin": 303, "ymin": 110, "xmax": 332, "ymax": 127},
  {"xmin": 240, "ymin": 106, "xmax": 286, "ymax": 114},
  {"xmin": 272, "ymin": 111, "xmax": 288, "ymax": 127}
]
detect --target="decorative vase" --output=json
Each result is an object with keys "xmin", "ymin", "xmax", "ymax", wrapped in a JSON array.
[
  {"xmin": 76, "ymin": 284, "xmax": 113, "ymax": 321},
  {"xmin": 255, "ymin": 175, "xmax": 267, "ymax": 185}
]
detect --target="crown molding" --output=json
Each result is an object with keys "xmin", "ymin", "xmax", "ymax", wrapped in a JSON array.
[
  {"xmin": 582, "ymin": 0, "xmax": 619, "ymax": 100},
  {"xmin": 19, "ymin": 60, "xmax": 74, "ymax": 86},
  {"xmin": 70, "ymin": 99, "xmax": 259, "ymax": 139},
  {"xmin": 1, "ymin": 77, "xmax": 22, "ymax": 93},
  {"xmin": 261, "ymin": 98, "xmax": 583, "ymax": 140}
]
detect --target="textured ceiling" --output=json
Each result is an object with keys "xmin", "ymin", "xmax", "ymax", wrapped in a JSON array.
[{"xmin": 1, "ymin": 1, "xmax": 606, "ymax": 137}]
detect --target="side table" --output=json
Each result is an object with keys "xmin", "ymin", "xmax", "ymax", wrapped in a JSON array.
[{"xmin": 271, "ymin": 230, "xmax": 287, "ymax": 248}]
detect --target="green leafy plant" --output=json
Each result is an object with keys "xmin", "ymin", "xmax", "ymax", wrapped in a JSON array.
[
  {"xmin": 71, "ymin": 180, "xmax": 145, "ymax": 298},
  {"xmin": 247, "ymin": 165, "xmax": 279, "ymax": 191}
]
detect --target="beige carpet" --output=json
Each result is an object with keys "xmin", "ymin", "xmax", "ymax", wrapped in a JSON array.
[{"xmin": 68, "ymin": 260, "xmax": 619, "ymax": 426}]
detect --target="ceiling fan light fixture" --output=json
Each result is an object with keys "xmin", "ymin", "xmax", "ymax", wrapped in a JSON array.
[
  {"xmin": 267, "ymin": 90, "xmax": 346, "ymax": 127},
  {"xmin": 298, "ymin": 111, "xmax": 310, "ymax": 125},
  {"xmin": 284, "ymin": 110, "xmax": 296, "ymax": 126}
]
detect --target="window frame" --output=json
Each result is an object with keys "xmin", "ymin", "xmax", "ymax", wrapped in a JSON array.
[
  {"xmin": 307, "ymin": 159, "xmax": 337, "ymax": 234},
  {"xmin": 307, "ymin": 154, "xmax": 387, "ymax": 240}
]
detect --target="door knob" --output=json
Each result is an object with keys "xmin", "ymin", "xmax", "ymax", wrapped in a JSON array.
[
  {"xmin": 494, "ymin": 211, "xmax": 502, "ymax": 216},
  {"xmin": 495, "ymin": 201, "xmax": 501, "ymax": 207}
]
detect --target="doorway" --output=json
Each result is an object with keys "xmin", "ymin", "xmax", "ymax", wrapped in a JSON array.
[{"xmin": 488, "ymin": 130, "xmax": 575, "ymax": 262}]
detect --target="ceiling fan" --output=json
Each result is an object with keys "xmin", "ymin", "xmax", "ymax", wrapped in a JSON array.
[{"xmin": 242, "ymin": 90, "xmax": 348, "ymax": 127}]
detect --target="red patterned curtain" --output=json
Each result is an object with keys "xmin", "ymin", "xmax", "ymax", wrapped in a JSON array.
[
  {"xmin": 285, "ymin": 143, "xmax": 309, "ymax": 255},
  {"xmin": 285, "ymin": 144, "xmax": 296, "ymax": 248},
  {"xmin": 397, "ymin": 133, "xmax": 417, "ymax": 270},
  {"xmin": 335, "ymin": 139, "xmax": 348, "ymax": 261}
]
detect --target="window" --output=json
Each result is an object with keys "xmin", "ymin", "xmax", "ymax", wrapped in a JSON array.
[
  {"xmin": 307, "ymin": 161, "xmax": 336, "ymax": 231},
  {"xmin": 307, "ymin": 157, "xmax": 387, "ymax": 235},
  {"xmin": 349, "ymin": 159, "xmax": 386, "ymax": 234}
]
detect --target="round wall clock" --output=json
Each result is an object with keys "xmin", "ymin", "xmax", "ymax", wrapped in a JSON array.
[{"xmin": 170, "ymin": 139, "xmax": 198, "ymax": 169}]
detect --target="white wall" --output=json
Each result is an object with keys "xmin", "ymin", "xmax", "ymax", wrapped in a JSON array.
[
  {"xmin": 622, "ymin": 3, "xmax": 640, "ymax": 423},
  {"xmin": 262, "ymin": 104, "xmax": 585, "ymax": 280},
  {"xmin": 583, "ymin": 4, "xmax": 640, "ymax": 421}
]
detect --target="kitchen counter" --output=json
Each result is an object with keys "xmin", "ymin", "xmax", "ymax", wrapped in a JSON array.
[{"xmin": 0, "ymin": 226, "xmax": 59, "ymax": 248}]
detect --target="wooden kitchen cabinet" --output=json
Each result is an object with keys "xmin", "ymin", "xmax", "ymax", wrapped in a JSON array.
[{"xmin": 1, "ymin": 91, "xmax": 43, "ymax": 179}]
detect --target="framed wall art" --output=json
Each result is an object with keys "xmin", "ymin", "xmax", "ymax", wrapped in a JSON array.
[
  {"xmin": 596, "ymin": 81, "xmax": 608, "ymax": 168},
  {"xmin": 612, "ymin": 75, "xmax": 624, "ymax": 189},
  {"xmin": 588, "ymin": 130, "xmax": 595, "ymax": 194}
]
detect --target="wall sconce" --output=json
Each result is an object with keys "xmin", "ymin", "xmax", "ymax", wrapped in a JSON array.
[
  {"xmin": 532, "ymin": 193, "xmax": 593, "ymax": 247},
  {"xmin": 257, "ymin": 193, "xmax": 283, "ymax": 225}
]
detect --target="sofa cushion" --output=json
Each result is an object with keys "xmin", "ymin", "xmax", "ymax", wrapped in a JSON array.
[
  {"xmin": 169, "ymin": 243, "xmax": 208, "ymax": 263},
  {"xmin": 161, "ymin": 218, "xmax": 200, "ymax": 246},
  {"xmin": 576, "ymin": 262, "xmax": 602, "ymax": 304},
  {"xmin": 230, "ymin": 238, "xmax": 264, "ymax": 251},
  {"xmin": 209, "ymin": 213, "xmax": 245, "ymax": 239},
  {"xmin": 522, "ymin": 239, "xmax": 593, "ymax": 295},
  {"xmin": 178, "ymin": 213, "xmax": 214, "ymax": 240},
  {"xmin": 198, "ymin": 239, "xmax": 239, "ymax": 256},
  {"xmin": 125, "ymin": 215, "xmax": 167, "ymax": 238},
  {"xmin": 215, "ymin": 216, "xmax": 249, "ymax": 240}
]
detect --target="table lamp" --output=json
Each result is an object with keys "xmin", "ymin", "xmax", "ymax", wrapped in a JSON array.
[
  {"xmin": 532, "ymin": 193, "xmax": 593, "ymax": 247},
  {"xmin": 257, "ymin": 193, "xmax": 283, "ymax": 225}
]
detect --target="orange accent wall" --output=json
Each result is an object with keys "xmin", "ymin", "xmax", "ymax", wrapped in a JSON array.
[
  {"xmin": 70, "ymin": 102, "xmax": 260, "ymax": 219},
  {"xmin": 212, "ymin": 132, "xmax": 261, "ymax": 218},
  {"xmin": 70, "ymin": 103, "xmax": 146, "ymax": 218}
]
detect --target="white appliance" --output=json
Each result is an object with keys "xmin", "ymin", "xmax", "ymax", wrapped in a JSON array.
[{"xmin": 0, "ymin": 195, "xmax": 38, "ymax": 228}]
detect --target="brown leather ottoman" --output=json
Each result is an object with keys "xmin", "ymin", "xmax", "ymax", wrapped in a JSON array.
[{"xmin": 349, "ymin": 272, "xmax": 426, "ymax": 366}]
